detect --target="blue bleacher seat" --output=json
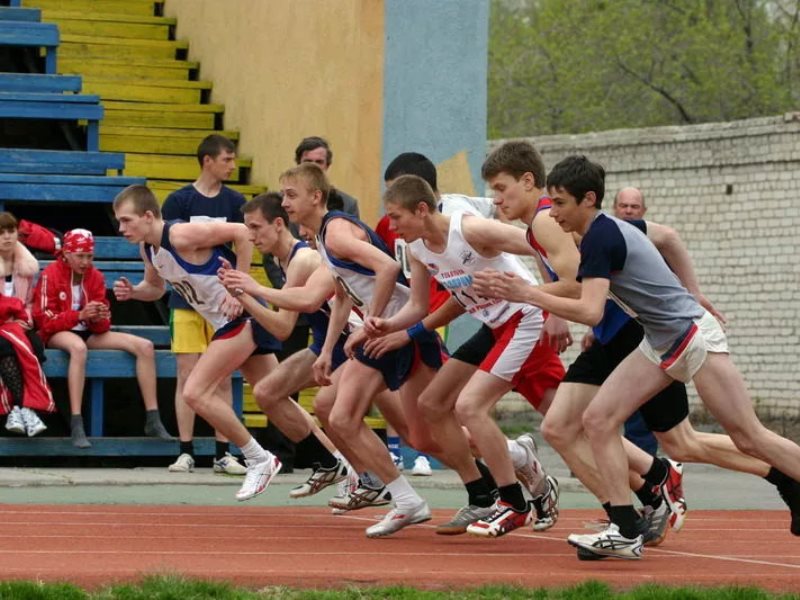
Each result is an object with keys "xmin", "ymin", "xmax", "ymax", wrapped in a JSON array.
[
  {"xmin": 0, "ymin": 7, "xmax": 41, "ymax": 22},
  {"xmin": 0, "ymin": 73, "xmax": 81, "ymax": 93},
  {"xmin": 0, "ymin": 148, "xmax": 125, "ymax": 175},
  {"xmin": 0, "ymin": 92, "xmax": 102, "ymax": 150},
  {"xmin": 0, "ymin": 20, "xmax": 58, "ymax": 73}
]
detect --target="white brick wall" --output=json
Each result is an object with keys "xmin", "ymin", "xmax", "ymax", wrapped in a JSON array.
[{"xmin": 490, "ymin": 114, "xmax": 800, "ymax": 417}]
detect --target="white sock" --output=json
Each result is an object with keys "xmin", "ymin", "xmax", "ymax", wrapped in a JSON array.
[
  {"xmin": 240, "ymin": 437, "xmax": 268, "ymax": 463},
  {"xmin": 507, "ymin": 438, "xmax": 527, "ymax": 470},
  {"xmin": 386, "ymin": 474, "xmax": 423, "ymax": 510}
]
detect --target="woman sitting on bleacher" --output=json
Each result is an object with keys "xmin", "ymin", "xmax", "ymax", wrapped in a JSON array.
[
  {"xmin": 0, "ymin": 212, "xmax": 53, "ymax": 437},
  {"xmin": 32, "ymin": 228, "xmax": 172, "ymax": 448}
]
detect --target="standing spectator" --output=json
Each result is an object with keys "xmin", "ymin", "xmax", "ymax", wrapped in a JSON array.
[
  {"xmin": 161, "ymin": 134, "xmax": 247, "ymax": 474},
  {"xmin": 33, "ymin": 229, "xmax": 171, "ymax": 448},
  {"xmin": 0, "ymin": 212, "xmax": 53, "ymax": 436},
  {"xmin": 294, "ymin": 136, "xmax": 360, "ymax": 217},
  {"xmin": 612, "ymin": 187, "xmax": 658, "ymax": 457}
]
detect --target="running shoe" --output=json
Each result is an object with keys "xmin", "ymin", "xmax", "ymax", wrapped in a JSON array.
[
  {"xmin": 331, "ymin": 469, "xmax": 361, "ymax": 515},
  {"xmin": 513, "ymin": 433, "xmax": 546, "ymax": 497},
  {"xmin": 657, "ymin": 458, "xmax": 687, "ymax": 531},
  {"xmin": 235, "ymin": 454, "xmax": 282, "ymax": 501},
  {"xmin": 466, "ymin": 500, "xmax": 532, "ymax": 538},
  {"xmin": 213, "ymin": 452, "xmax": 247, "ymax": 475},
  {"xmin": 532, "ymin": 475, "xmax": 559, "ymax": 531},
  {"xmin": 436, "ymin": 504, "xmax": 497, "ymax": 535},
  {"xmin": 5, "ymin": 406, "xmax": 25, "ymax": 435},
  {"xmin": 567, "ymin": 523, "xmax": 644, "ymax": 560},
  {"xmin": 329, "ymin": 484, "xmax": 392, "ymax": 511},
  {"xmin": 640, "ymin": 501, "xmax": 671, "ymax": 547},
  {"xmin": 391, "ymin": 452, "xmax": 404, "ymax": 471},
  {"xmin": 365, "ymin": 501, "xmax": 431, "ymax": 538},
  {"xmin": 168, "ymin": 453, "xmax": 195, "ymax": 473},
  {"xmin": 412, "ymin": 455, "xmax": 433, "ymax": 476},
  {"xmin": 20, "ymin": 407, "xmax": 46, "ymax": 437},
  {"xmin": 290, "ymin": 459, "xmax": 348, "ymax": 498}
]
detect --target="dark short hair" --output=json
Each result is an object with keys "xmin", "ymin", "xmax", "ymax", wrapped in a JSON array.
[
  {"xmin": 242, "ymin": 192, "xmax": 289, "ymax": 225},
  {"xmin": 383, "ymin": 175, "xmax": 437, "ymax": 212},
  {"xmin": 482, "ymin": 140, "xmax": 546, "ymax": 188},
  {"xmin": 546, "ymin": 155, "xmax": 606, "ymax": 209},
  {"xmin": 294, "ymin": 136, "xmax": 331, "ymax": 166},
  {"xmin": 196, "ymin": 134, "xmax": 236, "ymax": 167},
  {"xmin": 113, "ymin": 184, "xmax": 162, "ymax": 218},
  {"xmin": 0, "ymin": 212, "xmax": 18, "ymax": 233},
  {"xmin": 383, "ymin": 152, "xmax": 438, "ymax": 192}
]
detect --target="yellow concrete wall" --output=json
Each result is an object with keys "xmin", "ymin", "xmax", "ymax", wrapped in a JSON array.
[{"xmin": 164, "ymin": 0, "xmax": 385, "ymax": 226}]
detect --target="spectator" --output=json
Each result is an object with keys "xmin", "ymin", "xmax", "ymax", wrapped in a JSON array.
[
  {"xmin": 161, "ymin": 134, "xmax": 247, "ymax": 475},
  {"xmin": 612, "ymin": 186, "xmax": 659, "ymax": 457},
  {"xmin": 32, "ymin": 229, "xmax": 171, "ymax": 448},
  {"xmin": 294, "ymin": 136, "xmax": 359, "ymax": 217},
  {"xmin": 0, "ymin": 212, "xmax": 53, "ymax": 436}
]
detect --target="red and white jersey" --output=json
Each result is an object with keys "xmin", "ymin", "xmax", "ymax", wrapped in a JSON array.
[
  {"xmin": 525, "ymin": 196, "xmax": 560, "ymax": 283},
  {"xmin": 407, "ymin": 211, "xmax": 540, "ymax": 328}
]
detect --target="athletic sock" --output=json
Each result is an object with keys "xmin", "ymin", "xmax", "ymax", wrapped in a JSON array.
[
  {"xmin": 215, "ymin": 441, "xmax": 229, "ymax": 461},
  {"xmin": 300, "ymin": 433, "xmax": 337, "ymax": 469},
  {"xmin": 506, "ymin": 438, "xmax": 527, "ymax": 469},
  {"xmin": 608, "ymin": 505, "xmax": 642, "ymax": 539},
  {"xmin": 465, "ymin": 477, "xmax": 495, "ymax": 508},
  {"xmin": 179, "ymin": 441, "xmax": 194, "ymax": 457},
  {"xmin": 498, "ymin": 482, "xmax": 527, "ymax": 512},
  {"xmin": 602, "ymin": 501, "xmax": 612, "ymax": 519},
  {"xmin": 766, "ymin": 467, "xmax": 794, "ymax": 488},
  {"xmin": 634, "ymin": 481, "xmax": 662, "ymax": 509},
  {"xmin": 70, "ymin": 415, "xmax": 90, "ymax": 449},
  {"xmin": 240, "ymin": 437, "xmax": 268, "ymax": 464},
  {"xmin": 474, "ymin": 459, "xmax": 498, "ymax": 494},
  {"xmin": 385, "ymin": 474, "xmax": 423, "ymax": 509},
  {"xmin": 642, "ymin": 456, "xmax": 669, "ymax": 486},
  {"xmin": 144, "ymin": 410, "xmax": 171, "ymax": 440}
]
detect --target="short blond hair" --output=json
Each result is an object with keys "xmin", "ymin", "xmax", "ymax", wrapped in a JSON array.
[{"xmin": 279, "ymin": 163, "xmax": 330, "ymax": 206}]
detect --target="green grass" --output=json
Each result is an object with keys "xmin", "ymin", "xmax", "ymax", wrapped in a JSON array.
[{"xmin": 0, "ymin": 577, "xmax": 796, "ymax": 600}]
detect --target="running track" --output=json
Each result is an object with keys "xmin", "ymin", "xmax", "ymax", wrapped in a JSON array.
[{"xmin": 0, "ymin": 505, "xmax": 798, "ymax": 592}]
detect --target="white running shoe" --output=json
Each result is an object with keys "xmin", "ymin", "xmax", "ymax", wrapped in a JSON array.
[
  {"xmin": 21, "ymin": 407, "xmax": 46, "ymax": 437},
  {"xmin": 290, "ymin": 459, "xmax": 348, "ymax": 498},
  {"xmin": 235, "ymin": 454, "xmax": 282, "ymax": 502},
  {"xmin": 365, "ymin": 501, "xmax": 432, "ymax": 538},
  {"xmin": 331, "ymin": 469, "xmax": 361, "ymax": 514},
  {"xmin": 532, "ymin": 475, "xmax": 560, "ymax": 531},
  {"xmin": 567, "ymin": 523, "xmax": 644, "ymax": 560},
  {"xmin": 213, "ymin": 452, "xmax": 247, "ymax": 476},
  {"xmin": 5, "ymin": 406, "xmax": 25, "ymax": 435},
  {"xmin": 513, "ymin": 433, "xmax": 546, "ymax": 497},
  {"xmin": 390, "ymin": 452, "xmax": 404, "ymax": 471},
  {"xmin": 168, "ymin": 453, "xmax": 195, "ymax": 473},
  {"xmin": 329, "ymin": 484, "xmax": 392, "ymax": 511},
  {"xmin": 411, "ymin": 455, "xmax": 433, "ymax": 476}
]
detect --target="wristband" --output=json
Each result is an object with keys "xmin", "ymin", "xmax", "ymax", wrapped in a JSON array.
[{"xmin": 406, "ymin": 321, "xmax": 429, "ymax": 340}]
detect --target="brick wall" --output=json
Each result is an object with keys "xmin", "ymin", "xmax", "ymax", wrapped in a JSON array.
[{"xmin": 491, "ymin": 114, "xmax": 800, "ymax": 417}]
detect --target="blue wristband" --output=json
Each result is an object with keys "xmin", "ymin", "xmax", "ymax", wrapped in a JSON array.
[{"xmin": 406, "ymin": 322, "xmax": 428, "ymax": 340}]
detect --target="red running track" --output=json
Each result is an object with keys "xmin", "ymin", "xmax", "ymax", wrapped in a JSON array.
[{"xmin": 0, "ymin": 505, "xmax": 798, "ymax": 592}]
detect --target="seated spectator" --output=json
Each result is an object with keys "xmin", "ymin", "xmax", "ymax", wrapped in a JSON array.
[
  {"xmin": 0, "ymin": 212, "xmax": 53, "ymax": 436},
  {"xmin": 32, "ymin": 229, "xmax": 171, "ymax": 448}
]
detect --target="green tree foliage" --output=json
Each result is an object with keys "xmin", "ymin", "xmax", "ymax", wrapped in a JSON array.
[{"xmin": 489, "ymin": 0, "xmax": 800, "ymax": 137}]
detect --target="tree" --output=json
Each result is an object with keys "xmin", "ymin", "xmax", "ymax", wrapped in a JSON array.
[{"xmin": 489, "ymin": 0, "xmax": 800, "ymax": 137}]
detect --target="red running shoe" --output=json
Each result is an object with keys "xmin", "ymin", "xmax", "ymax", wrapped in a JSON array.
[
  {"xmin": 466, "ymin": 500, "xmax": 532, "ymax": 538},
  {"xmin": 657, "ymin": 459, "xmax": 687, "ymax": 531}
]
